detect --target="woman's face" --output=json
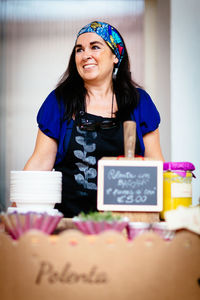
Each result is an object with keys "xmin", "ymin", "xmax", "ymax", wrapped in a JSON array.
[{"xmin": 75, "ymin": 32, "xmax": 118, "ymax": 83}]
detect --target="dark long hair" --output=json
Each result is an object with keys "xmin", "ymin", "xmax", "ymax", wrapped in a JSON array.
[{"xmin": 55, "ymin": 33, "xmax": 140, "ymax": 122}]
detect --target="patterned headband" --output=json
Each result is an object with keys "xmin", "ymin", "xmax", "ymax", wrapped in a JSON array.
[{"xmin": 77, "ymin": 21, "xmax": 125, "ymax": 69}]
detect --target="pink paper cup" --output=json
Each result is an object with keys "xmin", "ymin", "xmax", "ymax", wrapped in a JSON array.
[
  {"xmin": 151, "ymin": 222, "xmax": 175, "ymax": 240},
  {"xmin": 127, "ymin": 222, "xmax": 150, "ymax": 240},
  {"xmin": 73, "ymin": 218, "xmax": 129, "ymax": 235}
]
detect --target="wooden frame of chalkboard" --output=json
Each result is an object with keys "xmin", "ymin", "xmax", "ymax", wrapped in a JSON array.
[{"xmin": 97, "ymin": 158, "xmax": 163, "ymax": 212}]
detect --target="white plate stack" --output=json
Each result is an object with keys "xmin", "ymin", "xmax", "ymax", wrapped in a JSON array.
[{"xmin": 8, "ymin": 171, "xmax": 62, "ymax": 215}]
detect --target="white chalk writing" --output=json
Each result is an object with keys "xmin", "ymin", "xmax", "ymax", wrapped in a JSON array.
[{"xmin": 105, "ymin": 167, "xmax": 157, "ymax": 205}]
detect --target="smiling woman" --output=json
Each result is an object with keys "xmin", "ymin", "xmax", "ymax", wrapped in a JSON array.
[
  {"xmin": 75, "ymin": 34, "xmax": 118, "ymax": 87},
  {"xmin": 23, "ymin": 20, "xmax": 164, "ymax": 217}
]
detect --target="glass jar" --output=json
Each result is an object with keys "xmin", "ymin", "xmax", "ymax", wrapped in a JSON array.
[{"xmin": 161, "ymin": 162, "xmax": 195, "ymax": 220}]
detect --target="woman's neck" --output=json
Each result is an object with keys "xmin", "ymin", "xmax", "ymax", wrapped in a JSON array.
[
  {"xmin": 84, "ymin": 79, "xmax": 113, "ymax": 100},
  {"xmin": 84, "ymin": 80, "xmax": 117, "ymax": 118}
]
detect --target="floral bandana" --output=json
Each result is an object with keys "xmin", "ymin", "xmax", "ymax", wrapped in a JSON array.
[{"xmin": 77, "ymin": 21, "xmax": 125, "ymax": 69}]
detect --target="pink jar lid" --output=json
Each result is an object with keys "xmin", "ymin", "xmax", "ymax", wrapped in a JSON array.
[{"xmin": 163, "ymin": 162, "xmax": 195, "ymax": 177}]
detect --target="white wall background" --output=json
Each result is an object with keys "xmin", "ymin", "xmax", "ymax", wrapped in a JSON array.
[
  {"xmin": 170, "ymin": 0, "xmax": 200, "ymax": 204},
  {"xmin": 144, "ymin": 0, "xmax": 200, "ymax": 205},
  {"xmin": 144, "ymin": 0, "xmax": 171, "ymax": 162}
]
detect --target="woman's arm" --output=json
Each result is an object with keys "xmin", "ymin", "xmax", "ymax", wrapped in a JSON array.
[
  {"xmin": 23, "ymin": 129, "xmax": 58, "ymax": 171},
  {"xmin": 143, "ymin": 128, "xmax": 164, "ymax": 161}
]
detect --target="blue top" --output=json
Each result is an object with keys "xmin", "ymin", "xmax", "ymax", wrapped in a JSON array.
[{"xmin": 37, "ymin": 88, "xmax": 160, "ymax": 165}]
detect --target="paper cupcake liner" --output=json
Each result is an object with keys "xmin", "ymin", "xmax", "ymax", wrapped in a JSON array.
[
  {"xmin": 127, "ymin": 222, "xmax": 176, "ymax": 241},
  {"xmin": 73, "ymin": 217, "xmax": 129, "ymax": 235},
  {"xmin": 151, "ymin": 222, "xmax": 175, "ymax": 240},
  {"xmin": 7, "ymin": 207, "xmax": 60, "ymax": 215},
  {"xmin": 0, "ymin": 211, "xmax": 63, "ymax": 239},
  {"xmin": 126, "ymin": 222, "xmax": 151, "ymax": 240}
]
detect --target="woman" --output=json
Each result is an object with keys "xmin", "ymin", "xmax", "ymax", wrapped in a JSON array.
[{"xmin": 24, "ymin": 21, "xmax": 164, "ymax": 217}]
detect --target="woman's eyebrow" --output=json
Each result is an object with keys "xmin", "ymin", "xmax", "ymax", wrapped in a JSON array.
[
  {"xmin": 75, "ymin": 44, "xmax": 82, "ymax": 49},
  {"xmin": 75, "ymin": 41, "xmax": 104, "ymax": 48},
  {"xmin": 90, "ymin": 41, "xmax": 104, "ymax": 46}
]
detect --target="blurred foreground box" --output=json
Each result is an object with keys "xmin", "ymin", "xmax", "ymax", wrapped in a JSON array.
[{"xmin": 0, "ymin": 230, "xmax": 200, "ymax": 300}]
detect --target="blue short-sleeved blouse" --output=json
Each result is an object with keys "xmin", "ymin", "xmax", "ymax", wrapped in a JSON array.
[{"xmin": 37, "ymin": 88, "xmax": 160, "ymax": 165}]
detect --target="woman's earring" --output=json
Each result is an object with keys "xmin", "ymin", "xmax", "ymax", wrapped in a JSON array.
[{"xmin": 113, "ymin": 67, "xmax": 118, "ymax": 80}]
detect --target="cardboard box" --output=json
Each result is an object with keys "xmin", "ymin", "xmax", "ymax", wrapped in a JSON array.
[{"xmin": 0, "ymin": 230, "xmax": 200, "ymax": 300}]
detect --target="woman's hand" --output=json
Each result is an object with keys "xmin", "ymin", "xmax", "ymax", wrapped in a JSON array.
[
  {"xmin": 23, "ymin": 129, "xmax": 58, "ymax": 171},
  {"xmin": 143, "ymin": 128, "xmax": 164, "ymax": 161}
]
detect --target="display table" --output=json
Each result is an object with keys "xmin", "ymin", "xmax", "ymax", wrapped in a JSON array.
[{"xmin": 0, "ymin": 229, "xmax": 200, "ymax": 300}]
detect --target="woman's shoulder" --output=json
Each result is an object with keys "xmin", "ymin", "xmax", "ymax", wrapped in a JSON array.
[
  {"xmin": 44, "ymin": 89, "xmax": 59, "ymax": 104},
  {"xmin": 134, "ymin": 87, "xmax": 160, "ymax": 128},
  {"xmin": 40, "ymin": 89, "xmax": 65, "ymax": 114},
  {"xmin": 136, "ymin": 87, "xmax": 152, "ymax": 103},
  {"xmin": 37, "ymin": 90, "xmax": 66, "ymax": 140},
  {"xmin": 37, "ymin": 89, "xmax": 66, "ymax": 125},
  {"xmin": 135, "ymin": 87, "xmax": 158, "ymax": 110}
]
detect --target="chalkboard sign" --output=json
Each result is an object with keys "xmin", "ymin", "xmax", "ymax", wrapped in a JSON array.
[{"xmin": 97, "ymin": 158, "xmax": 163, "ymax": 212}]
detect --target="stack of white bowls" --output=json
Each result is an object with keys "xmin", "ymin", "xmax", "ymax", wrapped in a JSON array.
[{"xmin": 8, "ymin": 171, "xmax": 62, "ymax": 215}]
